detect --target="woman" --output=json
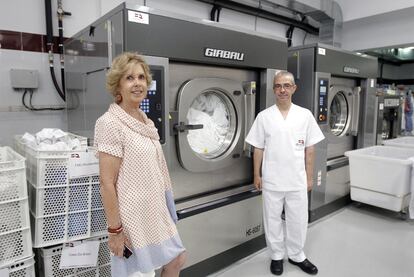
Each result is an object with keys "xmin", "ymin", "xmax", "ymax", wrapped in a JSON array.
[{"xmin": 94, "ymin": 52, "xmax": 186, "ymax": 277}]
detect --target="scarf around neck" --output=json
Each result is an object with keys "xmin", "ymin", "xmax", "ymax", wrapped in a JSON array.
[{"xmin": 108, "ymin": 103, "xmax": 160, "ymax": 141}]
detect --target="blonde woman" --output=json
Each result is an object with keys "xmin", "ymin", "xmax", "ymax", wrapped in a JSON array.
[{"xmin": 94, "ymin": 52, "xmax": 186, "ymax": 277}]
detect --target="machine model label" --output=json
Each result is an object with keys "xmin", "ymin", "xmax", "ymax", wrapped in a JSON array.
[
  {"xmin": 245, "ymin": 224, "xmax": 261, "ymax": 237},
  {"xmin": 128, "ymin": 10, "xmax": 149, "ymax": 24},
  {"xmin": 343, "ymin": 66, "xmax": 360, "ymax": 74},
  {"xmin": 204, "ymin": 47, "xmax": 245, "ymax": 61}
]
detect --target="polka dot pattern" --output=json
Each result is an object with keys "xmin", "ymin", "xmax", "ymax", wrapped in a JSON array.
[{"xmin": 94, "ymin": 104, "xmax": 179, "ymax": 249}]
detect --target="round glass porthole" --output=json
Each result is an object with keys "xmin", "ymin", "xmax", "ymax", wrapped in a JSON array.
[
  {"xmin": 329, "ymin": 92, "xmax": 349, "ymax": 136},
  {"xmin": 186, "ymin": 90, "xmax": 236, "ymax": 159}
]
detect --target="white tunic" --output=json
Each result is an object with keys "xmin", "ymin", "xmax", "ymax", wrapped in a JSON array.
[{"xmin": 246, "ymin": 104, "xmax": 324, "ymax": 191}]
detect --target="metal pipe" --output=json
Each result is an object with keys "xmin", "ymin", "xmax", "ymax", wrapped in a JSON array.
[
  {"xmin": 57, "ymin": 0, "xmax": 66, "ymax": 98},
  {"xmin": 44, "ymin": 0, "xmax": 65, "ymax": 101},
  {"xmin": 44, "ymin": 0, "xmax": 53, "ymax": 44}
]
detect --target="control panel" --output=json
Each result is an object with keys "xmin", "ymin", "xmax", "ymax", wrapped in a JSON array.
[
  {"xmin": 317, "ymin": 78, "xmax": 329, "ymax": 123},
  {"xmin": 140, "ymin": 66, "xmax": 165, "ymax": 143}
]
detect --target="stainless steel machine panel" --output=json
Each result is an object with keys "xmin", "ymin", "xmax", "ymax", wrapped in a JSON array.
[
  {"xmin": 326, "ymin": 160, "xmax": 350, "ymax": 203},
  {"xmin": 326, "ymin": 77, "xmax": 359, "ymax": 160},
  {"xmin": 168, "ymin": 63, "xmax": 258, "ymax": 200},
  {"xmin": 177, "ymin": 193, "xmax": 263, "ymax": 268}
]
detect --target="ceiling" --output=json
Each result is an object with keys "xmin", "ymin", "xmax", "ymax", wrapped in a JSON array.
[{"xmin": 364, "ymin": 46, "xmax": 414, "ymax": 65}]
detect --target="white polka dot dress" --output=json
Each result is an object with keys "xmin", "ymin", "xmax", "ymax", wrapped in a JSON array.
[{"xmin": 94, "ymin": 103, "xmax": 185, "ymax": 275}]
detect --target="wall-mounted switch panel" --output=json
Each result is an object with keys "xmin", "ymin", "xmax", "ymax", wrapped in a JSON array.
[{"xmin": 10, "ymin": 69, "xmax": 39, "ymax": 89}]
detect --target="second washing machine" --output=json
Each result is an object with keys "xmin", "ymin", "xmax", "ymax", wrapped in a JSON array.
[{"xmin": 288, "ymin": 43, "xmax": 378, "ymax": 221}]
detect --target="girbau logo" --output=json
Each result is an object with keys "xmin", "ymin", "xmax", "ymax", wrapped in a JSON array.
[
  {"xmin": 204, "ymin": 48, "xmax": 245, "ymax": 61},
  {"xmin": 343, "ymin": 66, "xmax": 360, "ymax": 74}
]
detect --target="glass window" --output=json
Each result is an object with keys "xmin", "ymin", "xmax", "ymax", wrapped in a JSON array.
[
  {"xmin": 186, "ymin": 90, "xmax": 236, "ymax": 159},
  {"xmin": 329, "ymin": 92, "xmax": 349, "ymax": 136}
]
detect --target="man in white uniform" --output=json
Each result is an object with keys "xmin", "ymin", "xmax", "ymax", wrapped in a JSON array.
[{"xmin": 246, "ymin": 71, "xmax": 324, "ymax": 275}]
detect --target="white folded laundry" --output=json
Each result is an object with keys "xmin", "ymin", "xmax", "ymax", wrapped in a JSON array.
[{"xmin": 19, "ymin": 128, "xmax": 83, "ymax": 151}]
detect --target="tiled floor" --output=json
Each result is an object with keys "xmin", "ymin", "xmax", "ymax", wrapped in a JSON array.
[{"xmin": 209, "ymin": 203, "xmax": 414, "ymax": 277}]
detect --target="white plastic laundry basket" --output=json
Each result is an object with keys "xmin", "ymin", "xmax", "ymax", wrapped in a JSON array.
[{"xmin": 345, "ymin": 145, "xmax": 414, "ymax": 211}]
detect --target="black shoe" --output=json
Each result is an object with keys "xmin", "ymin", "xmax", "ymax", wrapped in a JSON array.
[
  {"xmin": 270, "ymin": 259, "xmax": 283, "ymax": 275},
  {"xmin": 288, "ymin": 258, "xmax": 318, "ymax": 275}
]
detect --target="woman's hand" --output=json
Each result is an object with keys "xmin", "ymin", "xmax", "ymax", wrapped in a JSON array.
[{"xmin": 108, "ymin": 231, "xmax": 130, "ymax": 257}]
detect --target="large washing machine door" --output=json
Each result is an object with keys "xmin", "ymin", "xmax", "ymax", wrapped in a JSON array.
[
  {"xmin": 329, "ymin": 86, "xmax": 353, "ymax": 136},
  {"xmin": 327, "ymin": 85, "xmax": 356, "ymax": 159},
  {"xmin": 176, "ymin": 78, "xmax": 245, "ymax": 173}
]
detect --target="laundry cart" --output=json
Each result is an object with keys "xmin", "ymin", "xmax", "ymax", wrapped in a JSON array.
[
  {"xmin": 383, "ymin": 136, "xmax": 414, "ymax": 148},
  {"xmin": 345, "ymin": 145, "xmax": 414, "ymax": 212}
]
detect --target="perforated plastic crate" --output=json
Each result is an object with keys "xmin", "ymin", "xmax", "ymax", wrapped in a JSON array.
[
  {"xmin": 0, "ymin": 256, "xmax": 35, "ymax": 277},
  {"xmin": 0, "ymin": 147, "xmax": 27, "ymax": 203},
  {"xmin": 0, "ymin": 228, "xmax": 32, "ymax": 268},
  {"xmin": 0, "ymin": 199, "xmax": 30, "ymax": 235},
  {"xmin": 29, "ymin": 176, "xmax": 100, "ymax": 217},
  {"xmin": 13, "ymin": 134, "xmax": 88, "ymax": 188},
  {"xmin": 31, "ymin": 207, "xmax": 107, "ymax": 248},
  {"xmin": 37, "ymin": 235, "xmax": 111, "ymax": 277},
  {"xmin": 28, "ymin": 174, "xmax": 106, "ymax": 247}
]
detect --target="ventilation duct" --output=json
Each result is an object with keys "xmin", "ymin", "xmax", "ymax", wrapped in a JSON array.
[
  {"xmin": 304, "ymin": 0, "xmax": 343, "ymax": 47},
  {"xmin": 264, "ymin": 0, "xmax": 343, "ymax": 47},
  {"xmin": 200, "ymin": 0, "xmax": 343, "ymax": 47}
]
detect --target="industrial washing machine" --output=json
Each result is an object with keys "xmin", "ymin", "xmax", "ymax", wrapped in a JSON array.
[
  {"xmin": 64, "ymin": 3, "xmax": 287, "ymax": 276},
  {"xmin": 288, "ymin": 44, "xmax": 378, "ymax": 221}
]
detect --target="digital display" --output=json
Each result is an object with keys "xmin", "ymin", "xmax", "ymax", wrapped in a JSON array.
[{"xmin": 149, "ymin": 80, "xmax": 156, "ymax": 91}]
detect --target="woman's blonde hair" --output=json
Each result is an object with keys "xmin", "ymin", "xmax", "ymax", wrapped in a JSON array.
[{"xmin": 106, "ymin": 52, "xmax": 152, "ymax": 102}]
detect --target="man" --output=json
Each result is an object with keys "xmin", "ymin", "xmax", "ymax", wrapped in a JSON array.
[{"xmin": 245, "ymin": 71, "xmax": 324, "ymax": 275}]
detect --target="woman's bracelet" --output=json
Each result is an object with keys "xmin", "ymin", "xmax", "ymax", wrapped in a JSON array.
[{"xmin": 107, "ymin": 224, "xmax": 123, "ymax": 234}]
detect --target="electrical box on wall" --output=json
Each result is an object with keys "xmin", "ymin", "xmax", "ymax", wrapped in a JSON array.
[{"xmin": 10, "ymin": 69, "xmax": 39, "ymax": 89}]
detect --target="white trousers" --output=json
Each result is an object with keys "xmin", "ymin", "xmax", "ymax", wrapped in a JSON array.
[{"xmin": 262, "ymin": 189, "xmax": 308, "ymax": 262}]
